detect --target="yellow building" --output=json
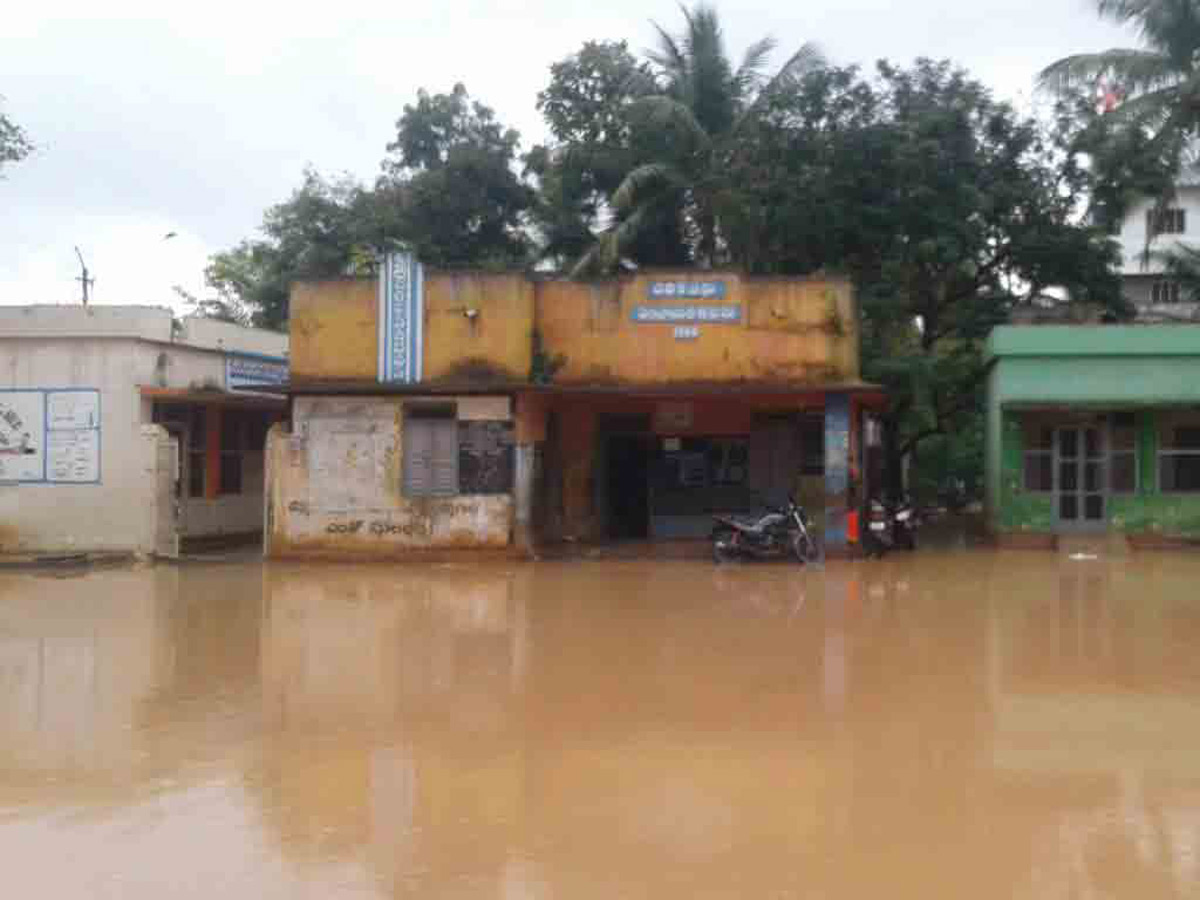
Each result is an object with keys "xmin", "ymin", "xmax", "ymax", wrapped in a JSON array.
[{"xmin": 265, "ymin": 255, "xmax": 883, "ymax": 559}]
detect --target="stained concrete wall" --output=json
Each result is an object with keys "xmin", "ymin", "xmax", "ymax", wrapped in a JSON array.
[
  {"xmin": 536, "ymin": 274, "xmax": 857, "ymax": 385},
  {"xmin": 266, "ymin": 396, "xmax": 514, "ymax": 560},
  {"xmin": 0, "ymin": 306, "xmax": 287, "ymax": 555},
  {"xmin": 288, "ymin": 271, "xmax": 859, "ymax": 387}
]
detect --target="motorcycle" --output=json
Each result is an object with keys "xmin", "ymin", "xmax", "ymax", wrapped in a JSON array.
[
  {"xmin": 862, "ymin": 495, "xmax": 919, "ymax": 558},
  {"xmin": 711, "ymin": 496, "xmax": 822, "ymax": 564}
]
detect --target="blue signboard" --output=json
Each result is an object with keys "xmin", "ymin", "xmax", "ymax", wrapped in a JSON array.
[
  {"xmin": 377, "ymin": 251, "xmax": 424, "ymax": 383},
  {"xmin": 631, "ymin": 305, "xmax": 741, "ymax": 324},
  {"xmin": 647, "ymin": 279, "xmax": 727, "ymax": 299},
  {"xmin": 226, "ymin": 354, "xmax": 288, "ymax": 392},
  {"xmin": 824, "ymin": 393, "xmax": 851, "ymax": 548}
]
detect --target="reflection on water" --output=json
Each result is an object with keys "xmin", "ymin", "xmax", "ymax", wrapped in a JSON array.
[{"xmin": 1, "ymin": 552, "xmax": 1200, "ymax": 897}]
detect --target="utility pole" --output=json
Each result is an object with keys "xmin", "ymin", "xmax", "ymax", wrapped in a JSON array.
[{"xmin": 74, "ymin": 246, "xmax": 94, "ymax": 306}]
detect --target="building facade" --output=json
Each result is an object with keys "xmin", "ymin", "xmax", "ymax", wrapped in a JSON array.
[
  {"xmin": 0, "ymin": 306, "xmax": 287, "ymax": 557},
  {"xmin": 266, "ymin": 259, "xmax": 884, "ymax": 560},
  {"xmin": 1115, "ymin": 184, "xmax": 1200, "ymax": 322},
  {"xmin": 985, "ymin": 325, "xmax": 1200, "ymax": 543}
]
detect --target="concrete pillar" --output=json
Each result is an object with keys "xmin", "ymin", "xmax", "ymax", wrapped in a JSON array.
[
  {"xmin": 513, "ymin": 443, "xmax": 536, "ymax": 556},
  {"xmin": 513, "ymin": 392, "xmax": 547, "ymax": 557},
  {"xmin": 824, "ymin": 393, "xmax": 851, "ymax": 551}
]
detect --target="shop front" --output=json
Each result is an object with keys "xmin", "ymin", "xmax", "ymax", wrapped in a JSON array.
[{"xmin": 266, "ymin": 258, "xmax": 884, "ymax": 560}]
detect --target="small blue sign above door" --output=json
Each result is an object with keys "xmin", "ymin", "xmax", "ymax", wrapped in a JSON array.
[{"xmin": 646, "ymin": 280, "xmax": 727, "ymax": 299}]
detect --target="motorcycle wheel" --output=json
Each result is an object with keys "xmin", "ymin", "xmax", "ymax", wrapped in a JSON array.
[
  {"xmin": 863, "ymin": 532, "xmax": 886, "ymax": 559},
  {"xmin": 713, "ymin": 530, "xmax": 737, "ymax": 564},
  {"xmin": 792, "ymin": 532, "xmax": 822, "ymax": 564},
  {"xmin": 898, "ymin": 527, "xmax": 917, "ymax": 551}
]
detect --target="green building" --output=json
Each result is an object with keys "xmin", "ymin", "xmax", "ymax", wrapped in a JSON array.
[{"xmin": 986, "ymin": 325, "xmax": 1200, "ymax": 542}]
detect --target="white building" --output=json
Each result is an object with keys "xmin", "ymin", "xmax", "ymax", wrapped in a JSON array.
[
  {"xmin": 0, "ymin": 306, "xmax": 287, "ymax": 558},
  {"xmin": 1115, "ymin": 182, "xmax": 1200, "ymax": 321}
]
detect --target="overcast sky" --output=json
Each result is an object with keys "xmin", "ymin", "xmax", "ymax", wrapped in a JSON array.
[{"xmin": 1, "ymin": 1, "xmax": 1129, "ymax": 312}]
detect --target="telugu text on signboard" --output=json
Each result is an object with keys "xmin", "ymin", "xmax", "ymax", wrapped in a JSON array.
[{"xmin": 631, "ymin": 305, "xmax": 741, "ymax": 324}]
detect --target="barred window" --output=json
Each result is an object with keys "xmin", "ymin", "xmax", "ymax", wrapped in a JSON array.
[{"xmin": 1160, "ymin": 415, "xmax": 1200, "ymax": 493}]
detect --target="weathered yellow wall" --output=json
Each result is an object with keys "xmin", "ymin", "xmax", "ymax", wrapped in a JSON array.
[
  {"xmin": 535, "ymin": 273, "xmax": 858, "ymax": 386},
  {"xmin": 289, "ymin": 271, "xmax": 858, "ymax": 386},
  {"xmin": 423, "ymin": 273, "xmax": 534, "ymax": 383},
  {"xmin": 290, "ymin": 280, "xmax": 377, "ymax": 381}
]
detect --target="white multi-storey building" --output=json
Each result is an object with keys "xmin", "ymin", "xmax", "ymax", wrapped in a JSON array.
[{"xmin": 1115, "ymin": 182, "xmax": 1200, "ymax": 321}]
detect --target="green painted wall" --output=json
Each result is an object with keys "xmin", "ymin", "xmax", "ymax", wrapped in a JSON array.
[
  {"xmin": 994, "ymin": 412, "xmax": 1053, "ymax": 532},
  {"xmin": 989, "ymin": 407, "xmax": 1200, "ymax": 538},
  {"xmin": 986, "ymin": 328, "xmax": 1200, "ymax": 538},
  {"xmin": 988, "ymin": 324, "xmax": 1200, "ymax": 361}
]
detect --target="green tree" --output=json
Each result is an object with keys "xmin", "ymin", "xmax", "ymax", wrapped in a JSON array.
[
  {"xmin": 202, "ymin": 85, "xmax": 532, "ymax": 326},
  {"xmin": 1, "ymin": 100, "xmax": 33, "ymax": 177},
  {"xmin": 204, "ymin": 169, "xmax": 375, "ymax": 329},
  {"xmin": 724, "ymin": 60, "xmax": 1125, "ymax": 496},
  {"xmin": 528, "ymin": 41, "xmax": 681, "ymax": 268},
  {"xmin": 860, "ymin": 61, "xmax": 1126, "ymax": 496},
  {"xmin": 380, "ymin": 83, "xmax": 533, "ymax": 268},
  {"xmin": 575, "ymin": 4, "xmax": 823, "ymax": 272},
  {"xmin": 1040, "ymin": 1, "xmax": 1200, "ymax": 194}
]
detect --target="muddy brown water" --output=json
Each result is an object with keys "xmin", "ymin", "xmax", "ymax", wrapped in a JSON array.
[{"xmin": 2, "ymin": 550, "xmax": 1200, "ymax": 898}]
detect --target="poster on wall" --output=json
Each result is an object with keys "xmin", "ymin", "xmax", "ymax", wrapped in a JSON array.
[
  {"xmin": 0, "ymin": 391, "xmax": 45, "ymax": 482},
  {"xmin": 46, "ymin": 390, "xmax": 101, "ymax": 484}
]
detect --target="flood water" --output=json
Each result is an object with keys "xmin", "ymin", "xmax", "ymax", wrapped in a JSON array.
[{"xmin": 2, "ymin": 550, "xmax": 1200, "ymax": 898}]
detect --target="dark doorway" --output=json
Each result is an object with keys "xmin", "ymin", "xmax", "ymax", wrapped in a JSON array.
[{"xmin": 607, "ymin": 434, "xmax": 651, "ymax": 539}]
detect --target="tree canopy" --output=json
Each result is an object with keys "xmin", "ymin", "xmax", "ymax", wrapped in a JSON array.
[{"xmin": 0, "ymin": 100, "xmax": 33, "ymax": 177}]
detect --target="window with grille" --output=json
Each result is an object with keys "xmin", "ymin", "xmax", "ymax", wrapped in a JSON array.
[
  {"xmin": 404, "ymin": 406, "xmax": 459, "ymax": 497},
  {"xmin": 1160, "ymin": 414, "xmax": 1200, "ymax": 493},
  {"xmin": 1147, "ymin": 208, "xmax": 1186, "ymax": 236},
  {"xmin": 1022, "ymin": 421, "xmax": 1053, "ymax": 492},
  {"xmin": 1151, "ymin": 280, "xmax": 1182, "ymax": 305},
  {"xmin": 220, "ymin": 409, "xmax": 246, "ymax": 496}
]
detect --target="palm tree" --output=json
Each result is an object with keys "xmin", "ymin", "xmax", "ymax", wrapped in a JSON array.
[
  {"xmin": 1040, "ymin": 1, "xmax": 1200, "ymax": 170},
  {"xmin": 575, "ymin": 4, "xmax": 823, "ymax": 273}
]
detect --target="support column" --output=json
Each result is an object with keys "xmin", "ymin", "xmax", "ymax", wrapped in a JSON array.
[
  {"xmin": 824, "ymin": 393, "xmax": 851, "ymax": 552},
  {"xmin": 513, "ymin": 392, "xmax": 547, "ymax": 557}
]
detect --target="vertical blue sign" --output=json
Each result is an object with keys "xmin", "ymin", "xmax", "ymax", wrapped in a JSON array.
[
  {"xmin": 377, "ymin": 252, "xmax": 425, "ymax": 383},
  {"xmin": 824, "ymin": 393, "xmax": 851, "ymax": 549}
]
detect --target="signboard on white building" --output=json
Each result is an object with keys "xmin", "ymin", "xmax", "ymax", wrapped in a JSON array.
[
  {"xmin": 0, "ymin": 391, "xmax": 45, "ymax": 482},
  {"xmin": 226, "ymin": 354, "xmax": 289, "ymax": 392},
  {"xmin": 0, "ymin": 388, "xmax": 101, "ymax": 484}
]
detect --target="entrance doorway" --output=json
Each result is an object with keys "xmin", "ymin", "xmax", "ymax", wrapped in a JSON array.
[
  {"xmin": 607, "ymin": 434, "xmax": 651, "ymax": 539},
  {"xmin": 1056, "ymin": 425, "xmax": 1106, "ymax": 529}
]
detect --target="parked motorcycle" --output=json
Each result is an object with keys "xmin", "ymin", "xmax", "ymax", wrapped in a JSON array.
[
  {"xmin": 862, "ymin": 495, "xmax": 919, "ymax": 558},
  {"xmin": 711, "ymin": 496, "xmax": 822, "ymax": 564}
]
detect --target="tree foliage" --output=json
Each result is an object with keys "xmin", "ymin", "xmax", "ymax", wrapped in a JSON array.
[
  {"xmin": 204, "ymin": 85, "xmax": 532, "ymax": 327},
  {"xmin": 1040, "ymin": 0, "xmax": 1200, "ymax": 218},
  {"xmin": 0, "ymin": 100, "xmax": 33, "ymax": 177}
]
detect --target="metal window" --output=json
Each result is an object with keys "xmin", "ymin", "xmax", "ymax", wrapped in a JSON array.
[
  {"xmin": 1158, "ymin": 414, "xmax": 1200, "ymax": 494},
  {"xmin": 1151, "ymin": 280, "xmax": 1182, "ymax": 305},
  {"xmin": 404, "ymin": 407, "xmax": 458, "ymax": 497},
  {"xmin": 1147, "ymin": 208, "xmax": 1186, "ymax": 236}
]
